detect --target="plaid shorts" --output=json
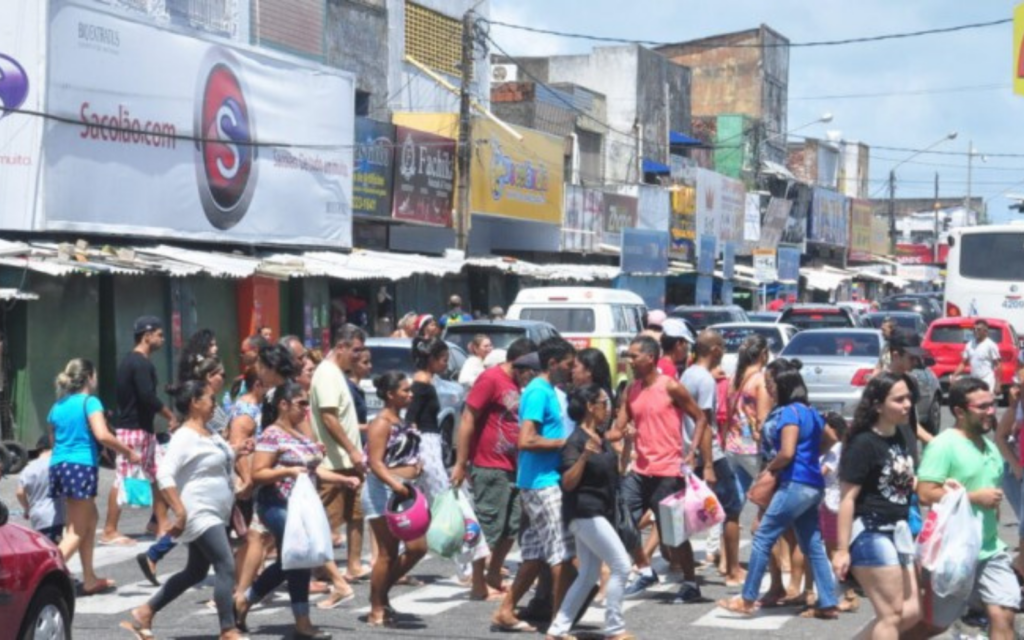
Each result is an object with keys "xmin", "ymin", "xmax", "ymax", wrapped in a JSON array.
[
  {"xmin": 115, "ymin": 428, "xmax": 158, "ymax": 483},
  {"xmin": 519, "ymin": 485, "xmax": 575, "ymax": 565}
]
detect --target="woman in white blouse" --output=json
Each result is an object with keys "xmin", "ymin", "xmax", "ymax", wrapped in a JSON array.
[
  {"xmin": 458, "ymin": 334, "xmax": 494, "ymax": 388},
  {"xmin": 121, "ymin": 380, "xmax": 253, "ymax": 640}
]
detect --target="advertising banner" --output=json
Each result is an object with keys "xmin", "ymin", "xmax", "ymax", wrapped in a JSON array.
[
  {"xmin": 758, "ymin": 197, "xmax": 792, "ymax": 250},
  {"xmin": 0, "ymin": 0, "xmax": 43, "ymax": 231},
  {"xmin": 601, "ymin": 193, "xmax": 638, "ymax": 248},
  {"xmin": 353, "ymin": 118, "xmax": 394, "ymax": 218},
  {"xmin": 743, "ymin": 193, "xmax": 761, "ymax": 243},
  {"xmin": 562, "ymin": 186, "xmax": 598, "ymax": 253},
  {"xmin": 848, "ymin": 198, "xmax": 873, "ymax": 261},
  {"xmin": 722, "ymin": 242, "xmax": 736, "ymax": 280},
  {"xmin": 669, "ymin": 185, "xmax": 696, "ymax": 262},
  {"xmin": 721, "ymin": 281, "xmax": 734, "ymax": 305},
  {"xmin": 781, "ymin": 184, "xmax": 811, "ymax": 248},
  {"xmin": 695, "ymin": 168, "xmax": 722, "ymax": 258},
  {"xmin": 622, "ymin": 229, "xmax": 669, "ymax": 275},
  {"xmin": 1016, "ymin": 2, "xmax": 1024, "ymax": 97},
  {"xmin": 777, "ymin": 246, "xmax": 801, "ymax": 283},
  {"xmin": 696, "ymin": 275, "xmax": 713, "ymax": 306},
  {"xmin": 637, "ymin": 185, "xmax": 670, "ymax": 232},
  {"xmin": 698, "ymin": 235, "xmax": 717, "ymax": 275},
  {"xmin": 896, "ymin": 243, "xmax": 948, "ymax": 265},
  {"xmin": 392, "ymin": 125, "xmax": 455, "ymax": 226},
  {"xmin": 471, "ymin": 118, "xmax": 564, "ymax": 225},
  {"xmin": 809, "ymin": 187, "xmax": 849, "ymax": 246},
  {"xmin": 753, "ymin": 249, "xmax": 778, "ymax": 283},
  {"xmin": 44, "ymin": 4, "xmax": 355, "ymax": 246},
  {"xmin": 719, "ymin": 177, "xmax": 746, "ymax": 247},
  {"xmin": 871, "ymin": 215, "xmax": 891, "ymax": 257}
]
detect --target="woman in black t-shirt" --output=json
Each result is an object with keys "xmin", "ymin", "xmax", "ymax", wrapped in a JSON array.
[
  {"xmin": 546, "ymin": 385, "xmax": 634, "ymax": 640},
  {"xmin": 833, "ymin": 372, "xmax": 920, "ymax": 638}
]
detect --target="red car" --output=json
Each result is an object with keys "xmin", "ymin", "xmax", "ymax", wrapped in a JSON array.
[
  {"xmin": 922, "ymin": 317, "xmax": 1020, "ymax": 397},
  {"xmin": 0, "ymin": 504, "xmax": 75, "ymax": 640}
]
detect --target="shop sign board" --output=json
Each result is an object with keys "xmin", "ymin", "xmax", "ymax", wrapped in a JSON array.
[
  {"xmin": 392, "ymin": 125, "xmax": 455, "ymax": 226},
  {"xmin": 758, "ymin": 197, "xmax": 792, "ymax": 250},
  {"xmin": 44, "ymin": 3, "xmax": 355, "ymax": 247},
  {"xmin": 601, "ymin": 193, "xmax": 638, "ymax": 248},
  {"xmin": 621, "ymin": 228, "xmax": 669, "ymax": 275},
  {"xmin": 849, "ymin": 198, "xmax": 874, "ymax": 261},
  {"xmin": 562, "ymin": 185, "xmax": 601, "ymax": 253},
  {"xmin": 809, "ymin": 187, "xmax": 849, "ymax": 246},
  {"xmin": 777, "ymin": 246, "xmax": 802, "ymax": 283},
  {"xmin": 669, "ymin": 185, "xmax": 696, "ymax": 262},
  {"xmin": 753, "ymin": 249, "xmax": 778, "ymax": 283},
  {"xmin": 352, "ymin": 118, "xmax": 395, "ymax": 218}
]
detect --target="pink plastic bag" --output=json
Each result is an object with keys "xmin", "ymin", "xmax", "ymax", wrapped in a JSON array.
[{"xmin": 683, "ymin": 472, "xmax": 725, "ymax": 535}]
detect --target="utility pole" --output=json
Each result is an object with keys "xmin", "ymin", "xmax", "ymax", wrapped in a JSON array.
[
  {"xmin": 933, "ymin": 172, "xmax": 940, "ymax": 264},
  {"xmin": 888, "ymin": 168, "xmax": 896, "ymax": 255},
  {"xmin": 964, "ymin": 139, "xmax": 974, "ymax": 220},
  {"xmin": 455, "ymin": 10, "xmax": 475, "ymax": 252}
]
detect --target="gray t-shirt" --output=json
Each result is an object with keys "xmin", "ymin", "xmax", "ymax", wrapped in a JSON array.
[
  {"xmin": 680, "ymin": 365, "xmax": 726, "ymax": 462},
  {"xmin": 19, "ymin": 457, "xmax": 65, "ymax": 531}
]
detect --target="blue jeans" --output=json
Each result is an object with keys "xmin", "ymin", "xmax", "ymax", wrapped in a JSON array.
[
  {"xmin": 248, "ymin": 501, "xmax": 311, "ymax": 617},
  {"xmin": 741, "ymin": 481, "xmax": 838, "ymax": 608}
]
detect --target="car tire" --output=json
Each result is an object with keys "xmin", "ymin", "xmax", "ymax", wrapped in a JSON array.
[
  {"xmin": 2, "ymin": 440, "xmax": 28, "ymax": 474},
  {"xmin": 441, "ymin": 417, "xmax": 456, "ymax": 469},
  {"xmin": 925, "ymin": 394, "xmax": 942, "ymax": 436},
  {"xmin": 18, "ymin": 584, "xmax": 72, "ymax": 640},
  {"xmin": 0, "ymin": 442, "xmax": 10, "ymax": 476}
]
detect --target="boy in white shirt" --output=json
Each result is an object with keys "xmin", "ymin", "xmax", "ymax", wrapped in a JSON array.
[{"xmin": 16, "ymin": 436, "xmax": 66, "ymax": 544}]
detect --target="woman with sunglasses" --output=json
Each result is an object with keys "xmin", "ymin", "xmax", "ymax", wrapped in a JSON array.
[{"xmin": 235, "ymin": 382, "xmax": 360, "ymax": 640}]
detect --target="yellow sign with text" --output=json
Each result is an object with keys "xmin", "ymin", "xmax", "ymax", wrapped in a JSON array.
[
  {"xmin": 391, "ymin": 112, "xmax": 564, "ymax": 225},
  {"xmin": 1015, "ymin": 3, "xmax": 1024, "ymax": 96}
]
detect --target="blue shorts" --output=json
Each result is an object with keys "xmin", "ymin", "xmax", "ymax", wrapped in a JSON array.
[
  {"xmin": 705, "ymin": 458, "xmax": 744, "ymax": 518},
  {"xmin": 850, "ymin": 530, "xmax": 913, "ymax": 568},
  {"xmin": 49, "ymin": 462, "xmax": 98, "ymax": 500}
]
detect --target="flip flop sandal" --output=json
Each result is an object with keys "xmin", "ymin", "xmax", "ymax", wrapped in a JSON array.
[
  {"xmin": 120, "ymin": 617, "xmax": 155, "ymax": 639},
  {"xmin": 136, "ymin": 554, "xmax": 160, "ymax": 586},
  {"xmin": 716, "ymin": 598, "xmax": 757, "ymax": 618},
  {"xmin": 316, "ymin": 589, "xmax": 355, "ymax": 610},
  {"xmin": 99, "ymin": 535, "xmax": 137, "ymax": 547},
  {"xmin": 490, "ymin": 621, "xmax": 537, "ymax": 633},
  {"xmin": 80, "ymin": 578, "xmax": 117, "ymax": 596},
  {"xmin": 799, "ymin": 607, "xmax": 840, "ymax": 620},
  {"xmin": 343, "ymin": 567, "xmax": 372, "ymax": 582}
]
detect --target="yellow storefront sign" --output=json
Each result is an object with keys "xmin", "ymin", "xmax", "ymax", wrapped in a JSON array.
[
  {"xmin": 1016, "ymin": 3, "xmax": 1024, "ymax": 96},
  {"xmin": 392, "ymin": 112, "xmax": 564, "ymax": 225}
]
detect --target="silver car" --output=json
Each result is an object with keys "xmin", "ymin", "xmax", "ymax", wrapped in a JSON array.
[
  {"xmin": 361, "ymin": 338, "xmax": 467, "ymax": 466},
  {"xmin": 710, "ymin": 322, "xmax": 798, "ymax": 379},
  {"xmin": 779, "ymin": 329, "xmax": 883, "ymax": 421}
]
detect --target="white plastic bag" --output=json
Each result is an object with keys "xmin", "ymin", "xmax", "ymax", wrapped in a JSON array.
[
  {"xmin": 282, "ymin": 474, "xmax": 334, "ymax": 570},
  {"xmin": 916, "ymin": 488, "xmax": 982, "ymax": 599}
]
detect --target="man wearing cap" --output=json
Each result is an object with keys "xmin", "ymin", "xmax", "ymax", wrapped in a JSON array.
[
  {"xmin": 101, "ymin": 316, "xmax": 177, "ymax": 545},
  {"xmin": 658, "ymin": 318, "xmax": 695, "ymax": 379},
  {"xmin": 887, "ymin": 331, "xmax": 935, "ymax": 459},
  {"xmin": 440, "ymin": 295, "xmax": 473, "ymax": 327}
]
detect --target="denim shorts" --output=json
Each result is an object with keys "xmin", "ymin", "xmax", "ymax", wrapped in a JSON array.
[{"xmin": 850, "ymin": 530, "xmax": 913, "ymax": 567}]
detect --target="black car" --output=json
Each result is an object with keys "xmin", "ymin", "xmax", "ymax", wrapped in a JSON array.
[
  {"xmin": 670, "ymin": 305, "xmax": 750, "ymax": 331},
  {"xmin": 880, "ymin": 294, "xmax": 942, "ymax": 325},
  {"xmin": 861, "ymin": 311, "xmax": 928, "ymax": 335},
  {"xmin": 778, "ymin": 304, "xmax": 859, "ymax": 331},
  {"xmin": 441, "ymin": 319, "xmax": 560, "ymax": 352}
]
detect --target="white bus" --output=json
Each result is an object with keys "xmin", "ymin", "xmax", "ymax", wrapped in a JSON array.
[{"xmin": 945, "ymin": 223, "xmax": 1024, "ymax": 336}]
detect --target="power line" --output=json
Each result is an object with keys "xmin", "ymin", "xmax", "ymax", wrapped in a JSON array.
[
  {"xmin": 873, "ymin": 144, "xmax": 1024, "ymax": 159},
  {"xmin": 484, "ymin": 17, "xmax": 1010, "ymax": 49},
  {"xmin": 791, "ymin": 83, "xmax": 1009, "ymax": 101}
]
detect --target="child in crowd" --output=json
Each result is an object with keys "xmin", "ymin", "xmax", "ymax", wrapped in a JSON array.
[
  {"xmin": 16, "ymin": 435, "xmax": 66, "ymax": 544},
  {"xmin": 819, "ymin": 413, "xmax": 858, "ymax": 613}
]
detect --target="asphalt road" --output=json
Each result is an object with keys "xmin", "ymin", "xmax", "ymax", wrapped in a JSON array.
[{"xmin": 1, "ymin": 408, "xmax": 1018, "ymax": 640}]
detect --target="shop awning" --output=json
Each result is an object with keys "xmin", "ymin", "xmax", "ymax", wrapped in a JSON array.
[
  {"xmin": 467, "ymin": 257, "xmax": 619, "ymax": 282},
  {"xmin": 670, "ymin": 131, "xmax": 702, "ymax": 146},
  {"xmin": 0, "ymin": 288, "xmax": 38, "ymax": 301},
  {"xmin": 800, "ymin": 267, "xmax": 853, "ymax": 292},
  {"xmin": 761, "ymin": 160, "xmax": 797, "ymax": 181},
  {"xmin": 642, "ymin": 158, "xmax": 671, "ymax": 174}
]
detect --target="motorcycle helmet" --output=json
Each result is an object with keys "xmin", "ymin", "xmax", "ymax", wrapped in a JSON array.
[{"xmin": 385, "ymin": 483, "xmax": 431, "ymax": 541}]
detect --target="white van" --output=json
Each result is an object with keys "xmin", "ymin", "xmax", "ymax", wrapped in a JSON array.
[{"xmin": 507, "ymin": 286, "xmax": 647, "ymax": 393}]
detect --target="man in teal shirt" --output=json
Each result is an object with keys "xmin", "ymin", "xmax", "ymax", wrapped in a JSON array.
[{"xmin": 914, "ymin": 377, "xmax": 1020, "ymax": 640}]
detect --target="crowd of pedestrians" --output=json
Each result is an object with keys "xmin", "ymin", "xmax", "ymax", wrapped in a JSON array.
[{"xmin": 7, "ymin": 306, "xmax": 1024, "ymax": 640}]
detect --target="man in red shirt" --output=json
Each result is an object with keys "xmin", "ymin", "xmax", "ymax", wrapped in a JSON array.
[
  {"xmin": 657, "ymin": 318, "xmax": 694, "ymax": 379},
  {"xmin": 451, "ymin": 338, "xmax": 538, "ymax": 600}
]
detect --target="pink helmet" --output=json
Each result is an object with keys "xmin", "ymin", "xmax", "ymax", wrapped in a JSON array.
[{"xmin": 385, "ymin": 484, "xmax": 431, "ymax": 541}]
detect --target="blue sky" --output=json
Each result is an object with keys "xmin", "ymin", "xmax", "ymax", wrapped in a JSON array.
[{"xmin": 488, "ymin": 0, "xmax": 1024, "ymax": 223}]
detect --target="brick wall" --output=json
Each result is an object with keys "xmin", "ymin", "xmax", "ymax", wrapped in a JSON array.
[{"xmin": 254, "ymin": 0, "xmax": 324, "ymax": 59}]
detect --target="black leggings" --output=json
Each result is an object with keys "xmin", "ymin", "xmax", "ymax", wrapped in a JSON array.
[{"xmin": 147, "ymin": 525, "xmax": 236, "ymax": 631}]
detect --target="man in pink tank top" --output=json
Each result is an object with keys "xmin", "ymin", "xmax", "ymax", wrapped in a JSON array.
[{"xmin": 612, "ymin": 335, "xmax": 708, "ymax": 602}]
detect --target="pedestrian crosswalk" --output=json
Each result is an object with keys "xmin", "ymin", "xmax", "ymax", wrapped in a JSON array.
[{"xmin": 68, "ymin": 530, "xmax": 833, "ymax": 634}]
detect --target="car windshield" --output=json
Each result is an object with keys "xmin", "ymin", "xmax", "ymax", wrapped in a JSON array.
[
  {"xmin": 518, "ymin": 308, "xmax": 595, "ymax": 333},
  {"xmin": 864, "ymin": 315, "xmax": 919, "ymax": 330},
  {"xmin": 783, "ymin": 333, "xmax": 880, "ymax": 358},
  {"xmin": 366, "ymin": 346, "xmax": 414, "ymax": 375},
  {"xmin": 929, "ymin": 326, "xmax": 1004, "ymax": 344},
  {"xmin": 444, "ymin": 327, "xmax": 527, "ymax": 350},
  {"xmin": 781, "ymin": 310, "xmax": 853, "ymax": 330},
  {"xmin": 675, "ymin": 310, "xmax": 738, "ymax": 330},
  {"xmin": 715, "ymin": 326, "xmax": 786, "ymax": 354}
]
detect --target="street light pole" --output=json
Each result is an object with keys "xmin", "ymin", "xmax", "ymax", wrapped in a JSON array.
[
  {"xmin": 965, "ymin": 140, "xmax": 974, "ymax": 218},
  {"xmin": 886, "ymin": 132, "xmax": 958, "ymax": 257},
  {"xmin": 933, "ymin": 172, "xmax": 941, "ymax": 264}
]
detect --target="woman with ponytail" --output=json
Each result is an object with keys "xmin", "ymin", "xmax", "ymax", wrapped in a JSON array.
[
  {"xmin": 726, "ymin": 335, "xmax": 773, "ymax": 493},
  {"xmin": 48, "ymin": 358, "xmax": 140, "ymax": 596}
]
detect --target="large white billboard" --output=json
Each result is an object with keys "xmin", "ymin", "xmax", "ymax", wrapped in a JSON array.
[
  {"xmin": 0, "ymin": 0, "xmax": 44, "ymax": 231},
  {"xmin": 44, "ymin": 3, "xmax": 355, "ymax": 247}
]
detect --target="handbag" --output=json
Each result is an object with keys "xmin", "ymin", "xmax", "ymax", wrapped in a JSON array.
[
  {"xmin": 746, "ymin": 470, "xmax": 778, "ymax": 509},
  {"xmin": 118, "ymin": 467, "xmax": 153, "ymax": 508},
  {"xmin": 613, "ymin": 489, "xmax": 641, "ymax": 553}
]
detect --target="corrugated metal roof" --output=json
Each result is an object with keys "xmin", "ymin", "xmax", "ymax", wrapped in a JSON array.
[{"xmin": 140, "ymin": 245, "xmax": 259, "ymax": 278}]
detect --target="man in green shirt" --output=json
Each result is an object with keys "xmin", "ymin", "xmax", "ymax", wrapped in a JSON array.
[{"xmin": 913, "ymin": 377, "xmax": 1019, "ymax": 640}]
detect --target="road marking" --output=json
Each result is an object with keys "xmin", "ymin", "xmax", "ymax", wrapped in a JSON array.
[
  {"xmin": 67, "ymin": 534, "xmax": 150, "ymax": 573},
  {"xmin": 353, "ymin": 578, "xmax": 470, "ymax": 616},
  {"xmin": 73, "ymin": 575, "xmax": 175, "ymax": 615},
  {"xmin": 693, "ymin": 607, "xmax": 792, "ymax": 630}
]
